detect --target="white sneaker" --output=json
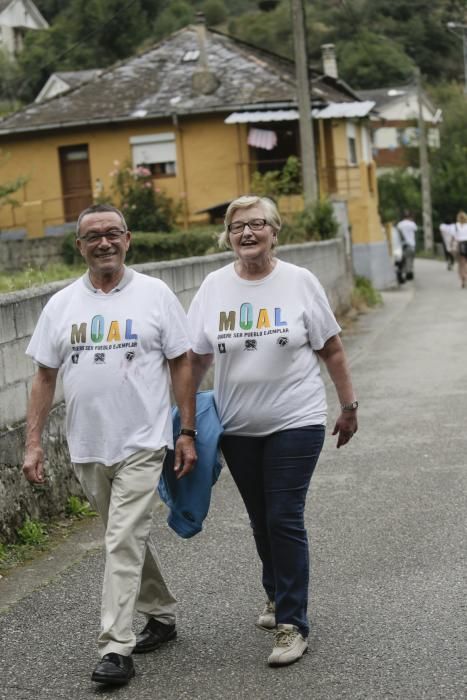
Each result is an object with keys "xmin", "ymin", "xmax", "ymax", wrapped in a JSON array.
[
  {"xmin": 256, "ymin": 600, "xmax": 276, "ymax": 631},
  {"xmin": 268, "ymin": 624, "xmax": 308, "ymax": 666}
]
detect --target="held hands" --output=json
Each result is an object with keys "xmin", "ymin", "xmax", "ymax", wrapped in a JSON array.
[
  {"xmin": 22, "ymin": 445, "xmax": 46, "ymax": 485},
  {"xmin": 332, "ymin": 410, "xmax": 358, "ymax": 448},
  {"xmin": 173, "ymin": 434, "xmax": 197, "ymax": 480}
]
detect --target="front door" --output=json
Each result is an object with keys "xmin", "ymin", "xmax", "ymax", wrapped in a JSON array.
[{"xmin": 59, "ymin": 145, "xmax": 93, "ymax": 222}]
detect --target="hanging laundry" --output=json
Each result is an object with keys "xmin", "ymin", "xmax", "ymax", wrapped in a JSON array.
[{"xmin": 247, "ymin": 127, "xmax": 278, "ymax": 151}]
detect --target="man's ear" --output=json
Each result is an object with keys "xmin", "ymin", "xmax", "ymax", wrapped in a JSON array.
[{"xmin": 76, "ymin": 238, "xmax": 85, "ymax": 258}]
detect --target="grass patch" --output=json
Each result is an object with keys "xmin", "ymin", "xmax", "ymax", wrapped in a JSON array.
[
  {"xmin": 0, "ymin": 497, "xmax": 97, "ymax": 575},
  {"xmin": 352, "ymin": 275, "xmax": 382, "ymax": 310},
  {"xmin": 65, "ymin": 495, "xmax": 97, "ymax": 518},
  {"xmin": 0, "ymin": 263, "xmax": 86, "ymax": 293}
]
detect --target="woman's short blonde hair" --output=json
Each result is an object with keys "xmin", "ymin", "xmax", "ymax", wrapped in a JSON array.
[
  {"xmin": 457, "ymin": 210, "xmax": 467, "ymax": 225},
  {"xmin": 219, "ymin": 195, "xmax": 282, "ymax": 250}
]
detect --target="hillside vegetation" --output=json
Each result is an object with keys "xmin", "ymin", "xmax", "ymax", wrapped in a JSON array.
[{"xmin": 0, "ymin": 0, "xmax": 465, "ymax": 105}]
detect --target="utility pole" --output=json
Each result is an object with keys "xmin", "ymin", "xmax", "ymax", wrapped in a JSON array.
[
  {"xmin": 415, "ymin": 67, "xmax": 433, "ymax": 253},
  {"xmin": 290, "ymin": 0, "xmax": 318, "ymax": 205},
  {"xmin": 447, "ymin": 22, "xmax": 467, "ymax": 95}
]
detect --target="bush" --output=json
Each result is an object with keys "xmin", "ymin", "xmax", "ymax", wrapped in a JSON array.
[
  {"xmin": 127, "ymin": 229, "xmax": 219, "ymax": 263},
  {"xmin": 99, "ymin": 161, "xmax": 178, "ymax": 232},
  {"xmin": 250, "ymin": 156, "xmax": 302, "ymax": 198},
  {"xmin": 352, "ymin": 275, "xmax": 382, "ymax": 309},
  {"xmin": 288, "ymin": 198, "xmax": 339, "ymax": 241}
]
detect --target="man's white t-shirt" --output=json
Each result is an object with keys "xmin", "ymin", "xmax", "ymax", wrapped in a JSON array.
[
  {"xmin": 27, "ymin": 271, "xmax": 190, "ymax": 465},
  {"xmin": 188, "ymin": 260, "xmax": 341, "ymax": 436},
  {"xmin": 397, "ymin": 218, "xmax": 417, "ymax": 248},
  {"xmin": 440, "ymin": 223, "xmax": 455, "ymax": 248}
]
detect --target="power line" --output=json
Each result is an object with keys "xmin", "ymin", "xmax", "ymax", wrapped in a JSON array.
[{"xmin": 14, "ymin": 0, "xmax": 145, "ymax": 98}]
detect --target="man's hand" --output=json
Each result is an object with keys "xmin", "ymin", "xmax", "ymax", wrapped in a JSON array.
[
  {"xmin": 173, "ymin": 435, "xmax": 197, "ymax": 480},
  {"xmin": 332, "ymin": 410, "xmax": 358, "ymax": 448},
  {"xmin": 23, "ymin": 444, "xmax": 46, "ymax": 484}
]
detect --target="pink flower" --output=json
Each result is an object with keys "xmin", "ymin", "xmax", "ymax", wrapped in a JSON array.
[{"xmin": 136, "ymin": 166, "xmax": 152, "ymax": 177}]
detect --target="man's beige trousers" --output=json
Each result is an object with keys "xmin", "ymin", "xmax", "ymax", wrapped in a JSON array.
[{"xmin": 73, "ymin": 448, "xmax": 177, "ymax": 657}]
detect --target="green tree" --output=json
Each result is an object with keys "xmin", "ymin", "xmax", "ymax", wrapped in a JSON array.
[
  {"xmin": 430, "ymin": 83, "xmax": 467, "ymax": 226},
  {"xmin": 0, "ymin": 51, "xmax": 21, "ymax": 113},
  {"xmin": 153, "ymin": 1, "xmax": 195, "ymax": 42},
  {"xmin": 377, "ymin": 170, "xmax": 421, "ymax": 224},
  {"xmin": 337, "ymin": 31, "xmax": 414, "ymax": 89},
  {"xmin": 203, "ymin": 0, "xmax": 227, "ymax": 26}
]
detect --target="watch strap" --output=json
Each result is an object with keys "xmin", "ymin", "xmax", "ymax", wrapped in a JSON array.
[
  {"xmin": 179, "ymin": 428, "xmax": 197, "ymax": 438},
  {"xmin": 341, "ymin": 400, "xmax": 358, "ymax": 411}
]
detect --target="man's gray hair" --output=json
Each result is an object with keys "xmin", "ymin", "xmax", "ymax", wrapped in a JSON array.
[{"xmin": 76, "ymin": 204, "xmax": 127, "ymax": 237}]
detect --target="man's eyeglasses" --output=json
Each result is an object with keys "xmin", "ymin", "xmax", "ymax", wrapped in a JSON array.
[
  {"xmin": 79, "ymin": 229, "xmax": 127, "ymax": 244},
  {"xmin": 228, "ymin": 218, "xmax": 268, "ymax": 234}
]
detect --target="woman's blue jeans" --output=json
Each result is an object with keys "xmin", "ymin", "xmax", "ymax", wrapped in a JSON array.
[{"xmin": 221, "ymin": 425, "xmax": 325, "ymax": 637}]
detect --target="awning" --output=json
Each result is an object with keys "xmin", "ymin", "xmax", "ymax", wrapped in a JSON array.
[
  {"xmin": 225, "ymin": 101, "xmax": 375, "ymax": 125},
  {"xmin": 311, "ymin": 101, "xmax": 375, "ymax": 119},
  {"xmin": 225, "ymin": 110, "xmax": 299, "ymax": 124}
]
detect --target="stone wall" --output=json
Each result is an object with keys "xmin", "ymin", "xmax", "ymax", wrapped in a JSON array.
[
  {"xmin": 0, "ymin": 240, "xmax": 352, "ymax": 542},
  {"xmin": 0, "ymin": 236, "xmax": 67, "ymax": 272}
]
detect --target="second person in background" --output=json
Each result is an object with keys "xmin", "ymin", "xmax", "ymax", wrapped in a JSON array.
[{"xmin": 188, "ymin": 195, "xmax": 358, "ymax": 667}]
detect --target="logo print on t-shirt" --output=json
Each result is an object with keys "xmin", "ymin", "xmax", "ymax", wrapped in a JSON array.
[
  {"xmin": 94, "ymin": 353, "xmax": 105, "ymax": 364},
  {"xmin": 218, "ymin": 343, "xmax": 226, "ymax": 354},
  {"xmin": 244, "ymin": 339, "xmax": 257, "ymax": 351},
  {"xmin": 125, "ymin": 351, "xmax": 136, "ymax": 361},
  {"xmin": 71, "ymin": 353, "xmax": 80, "ymax": 365},
  {"xmin": 277, "ymin": 336, "xmax": 289, "ymax": 346}
]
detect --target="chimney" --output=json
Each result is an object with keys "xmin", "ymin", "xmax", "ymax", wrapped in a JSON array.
[
  {"xmin": 321, "ymin": 44, "xmax": 338, "ymax": 79},
  {"xmin": 192, "ymin": 11, "xmax": 220, "ymax": 95}
]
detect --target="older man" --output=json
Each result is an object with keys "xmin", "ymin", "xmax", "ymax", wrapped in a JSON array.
[{"xmin": 22, "ymin": 204, "xmax": 196, "ymax": 686}]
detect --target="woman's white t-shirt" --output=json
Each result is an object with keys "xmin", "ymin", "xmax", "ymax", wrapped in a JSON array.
[
  {"xmin": 188, "ymin": 260, "xmax": 341, "ymax": 436},
  {"xmin": 27, "ymin": 271, "xmax": 191, "ymax": 465},
  {"xmin": 453, "ymin": 223, "xmax": 467, "ymax": 242}
]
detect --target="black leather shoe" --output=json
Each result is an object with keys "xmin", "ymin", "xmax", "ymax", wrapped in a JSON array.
[
  {"xmin": 91, "ymin": 653, "xmax": 135, "ymax": 685},
  {"xmin": 133, "ymin": 618, "xmax": 177, "ymax": 654}
]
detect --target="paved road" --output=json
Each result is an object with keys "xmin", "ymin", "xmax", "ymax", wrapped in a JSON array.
[{"xmin": 0, "ymin": 258, "xmax": 465, "ymax": 699}]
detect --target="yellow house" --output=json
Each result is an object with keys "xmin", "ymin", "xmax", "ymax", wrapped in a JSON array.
[{"xmin": 0, "ymin": 23, "xmax": 394, "ymax": 287}]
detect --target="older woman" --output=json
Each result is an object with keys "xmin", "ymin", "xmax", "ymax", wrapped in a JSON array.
[{"xmin": 188, "ymin": 195, "xmax": 357, "ymax": 667}]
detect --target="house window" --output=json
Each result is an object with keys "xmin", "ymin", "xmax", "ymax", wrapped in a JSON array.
[
  {"xmin": 130, "ymin": 133, "xmax": 176, "ymax": 177},
  {"xmin": 346, "ymin": 122, "xmax": 358, "ymax": 165}
]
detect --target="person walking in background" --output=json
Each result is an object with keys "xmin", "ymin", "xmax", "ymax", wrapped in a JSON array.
[
  {"xmin": 452, "ymin": 211, "xmax": 467, "ymax": 288},
  {"xmin": 396, "ymin": 211, "xmax": 417, "ymax": 280},
  {"xmin": 188, "ymin": 195, "xmax": 358, "ymax": 668},
  {"xmin": 22, "ymin": 204, "xmax": 196, "ymax": 686},
  {"xmin": 439, "ymin": 222, "xmax": 455, "ymax": 271}
]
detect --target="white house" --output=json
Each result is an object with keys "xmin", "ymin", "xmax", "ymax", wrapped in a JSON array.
[
  {"xmin": 358, "ymin": 85, "xmax": 442, "ymax": 173},
  {"xmin": 0, "ymin": 0, "xmax": 48, "ymax": 58}
]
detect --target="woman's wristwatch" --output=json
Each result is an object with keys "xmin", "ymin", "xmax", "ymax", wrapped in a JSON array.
[
  {"xmin": 341, "ymin": 401, "xmax": 358, "ymax": 411},
  {"xmin": 179, "ymin": 428, "xmax": 197, "ymax": 438}
]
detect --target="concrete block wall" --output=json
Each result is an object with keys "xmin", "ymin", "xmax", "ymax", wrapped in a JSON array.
[
  {"xmin": 0, "ymin": 240, "xmax": 352, "ymax": 542},
  {"xmin": 0, "ymin": 236, "xmax": 66, "ymax": 272}
]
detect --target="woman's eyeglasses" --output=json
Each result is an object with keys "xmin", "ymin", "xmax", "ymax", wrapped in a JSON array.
[{"xmin": 228, "ymin": 218, "xmax": 268, "ymax": 234}]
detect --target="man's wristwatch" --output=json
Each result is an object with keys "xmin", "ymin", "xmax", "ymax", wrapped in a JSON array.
[
  {"xmin": 179, "ymin": 428, "xmax": 197, "ymax": 438},
  {"xmin": 341, "ymin": 401, "xmax": 358, "ymax": 411}
]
